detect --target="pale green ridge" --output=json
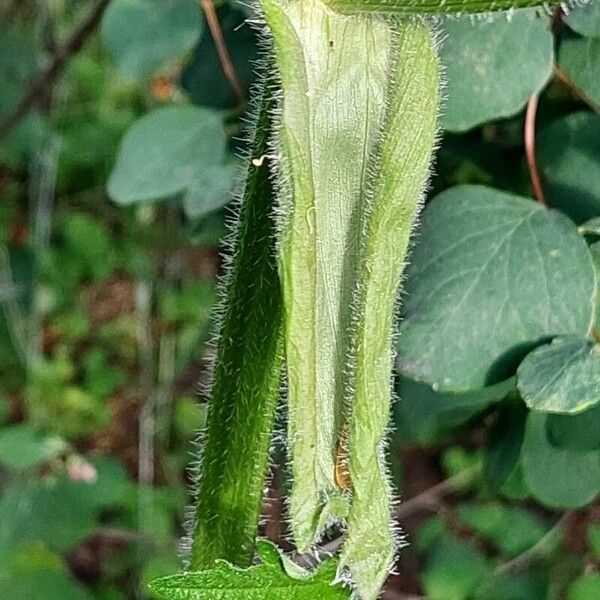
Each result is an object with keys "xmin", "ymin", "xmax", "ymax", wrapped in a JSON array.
[
  {"xmin": 323, "ymin": 0, "xmax": 553, "ymax": 15},
  {"xmin": 340, "ymin": 20, "xmax": 440, "ymax": 600},
  {"xmin": 261, "ymin": 0, "xmax": 393, "ymax": 550}
]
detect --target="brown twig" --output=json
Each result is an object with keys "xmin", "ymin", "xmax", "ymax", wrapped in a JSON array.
[
  {"xmin": 554, "ymin": 66, "xmax": 599, "ymax": 113},
  {"xmin": 524, "ymin": 94, "xmax": 546, "ymax": 206},
  {"xmin": 199, "ymin": 0, "xmax": 244, "ymax": 102},
  {"xmin": 0, "ymin": 0, "xmax": 111, "ymax": 141},
  {"xmin": 396, "ymin": 465, "xmax": 478, "ymax": 519}
]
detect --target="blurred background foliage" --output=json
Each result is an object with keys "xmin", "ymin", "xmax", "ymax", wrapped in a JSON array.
[{"xmin": 0, "ymin": 1, "xmax": 598, "ymax": 599}]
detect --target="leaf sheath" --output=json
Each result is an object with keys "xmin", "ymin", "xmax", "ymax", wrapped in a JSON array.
[{"xmin": 190, "ymin": 88, "xmax": 283, "ymax": 569}]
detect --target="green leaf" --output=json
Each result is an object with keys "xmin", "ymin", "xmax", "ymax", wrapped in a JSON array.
[
  {"xmin": 485, "ymin": 401, "xmax": 527, "ymax": 490},
  {"xmin": 517, "ymin": 337, "xmax": 600, "ymax": 414},
  {"xmin": 546, "ymin": 404, "xmax": 600, "ymax": 451},
  {"xmin": 0, "ymin": 23, "xmax": 45, "ymax": 165},
  {"xmin": 457, "ymin": 503, "xmax": 547, "ymax": 557},
  {"xmin": 182, "ymin": 162, "xmax": 238, "ymax": 220},
  {"xmin": 107, "ymin": 106, "xmax": 231, "ymax": 214},
  {"xmin": 323, "ymin": 0, "xmax": 554, "ymax": 15},
  {"xmin": 439, "ymin": 10, "xmax": 553, "ymax": 131},
  {"xmin": 0, "ymin": 426, "xmax": 66, "ymax": 470},
  {"xmin": 589, "ymin": 524, "xmax": 600, "ymax": 557},
  {"xmin": 423, "ymin": 536, "xmax": 492, "ymax": 600},
  {"xmin": 521, "ymin": 412, "xmax": 600, "ymax": 508},
  {"xmin": 538, "ymin": 111, "xmax": 600, "ymax": 224},
  {"xmin": 0, "ymin": 458, "xmax": 131, "ymax": 555},
  {"xmin": 395, "ymin": 377, "xmax": 514, "ymax": 445},
  {"xmin": 181, "ymin": 4, "xmax": 258, "ymax": 109},
  {"xmin": 474, "ymin": 572, "xmax": 547, "ymax": 600},
  {"xmin": 579, "ymin": 217, "xmax": 600, "ymax": 237},
  {"xmin": 565, "ymin": 1, "xmax": 600, "ymax": 38},
  {"xmin": 150, "ymin": 541, "xmax": 350, "ymax": 599},
  {"xmin": 101, "ymin": 0, "xmax": 203, "ymax": 79},
  {"xmin": 558, "ymin": 35, "xmax": 600, "ymax": 107},
  {"xmin": 397, "ymin": 185, "xmax": 596, "ymax": 394},
  {"xmin": 0, "ymin": 569, "xmax": 93, "ymax": 600},
  {"xmin": 568, "ymin": 573, "xmax": 600, "ymax": 600}
]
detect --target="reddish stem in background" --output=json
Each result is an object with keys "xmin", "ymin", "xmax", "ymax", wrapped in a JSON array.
[
  {"xmin": 199, "ymin": 0, "xmax": 244, "ymax": 102},
  {"xmin": 524, "ymin": 93, "xmax": 546, "ymax": 206}
]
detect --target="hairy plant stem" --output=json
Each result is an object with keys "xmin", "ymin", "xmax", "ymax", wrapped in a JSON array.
[
  {"xmin": 262, "ymin": 0, "xmax": 439, "ymax": 596},
  {"xmin": 322, "ymin": 0, "xmax": 553, "ymax": 15},
  {"xmin": 189, "ymin": 88, "xmax": 284, "ymax": 569}
]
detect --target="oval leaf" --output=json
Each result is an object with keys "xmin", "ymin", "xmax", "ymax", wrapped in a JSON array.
[
  {"xmin": 107, "ymin": 106, "xmax": 229, "ymax": 211},
  {"xmin": 558, "ymin": 35, "xmax": 600, "ymax": 107},
  {"xmin": 546, "ymin": 404, "xmax": 600, "ymax": 451},
  {"xmin": 397, "ymin": 185, "xmax": 596, "ymax": 393},
  {"xmin": 522, "ymin": 412, "xmax": 600, "ymax": 508},
  {"xmin": 565, "ymin": 1, "xmax": 600, "ymax": 38},
  {"xmin": 440, "ymin": 10, "xmax": 553, "ymax": 131},
  {"xmin": 517, "ymin": 336, "xmax": 600, "ymax": 414},
  {"xmin": 101, "ymin": 0, "xmax": 203, "ymax": 79},
  {"xmin": 538, "ymin": 112, "xmax": 600, "ymax": 224}
]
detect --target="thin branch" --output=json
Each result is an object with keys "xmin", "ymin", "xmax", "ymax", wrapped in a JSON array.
[
  {"xmin": 524, "ymin": 94, "xmax": 546, "ymax": 206},
  {"xmin": 199, "ymin": 0, "xmax": 244, "ymax": 102},
  {"xmin": 495, "ymin": 513, "xmax": 569, "ymax": 575},
  {"xmin": 396, "ymin": 465, "xmax": 479, "ymax": 519},
  {"xmin": 554, "ymin": 66, "xmax": 599, "ymax": 113},
  {"xmin": 0, "ymin": 0, "xmax": 111, "ymax": 141}
]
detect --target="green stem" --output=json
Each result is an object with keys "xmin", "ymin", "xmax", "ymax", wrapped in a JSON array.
[
  {"xmin": 262, "ymin": 0, "xmax": 397, "ymax": 550},
  {"xmin": 190, "ymin": 87, "xmax": 283, "ymax": 569},
  {"xmin": 341, "ymin": 20, "xmax": 440, "ymax": 599},
  {"xmin": 323, "ymin": 0, "xmax": 553, "ymax": 15}
]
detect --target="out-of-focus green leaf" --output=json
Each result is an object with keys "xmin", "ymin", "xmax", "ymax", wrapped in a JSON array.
[
  {"xmin": 0, "ymin": 458, "xmax": 131, "ymax": 557},
  {"xmin": 101, "ymin": 0, "xmax": 203, "ymax": 79},
  {"xmin": 538, "ymin": 112, "xmax": 600, "ymax": 224},
  {"xmin": 397, "ymin": 185, "xmax": 596, "ymax": 393},
  {"xmin": 439, "ymin": 10, "xmax": 553, "ymax": 131},
  {"xmin": 474, "ymin": 572, "xmax": 547, "ymax": 600},
  {"xmin": 62, "ymin": 213, "xmax": 116, "ymax": 281},
  {"xmin": 0, "ymin": 426, "xmax": 66, "ymax": 470},
  {"xmin": 108, "ymin": 106, "xmax": 233, "ymax": 216},
  {"xmin": 181, "ymin": 4, "xmax": 258, "ymax": 108},
  {"xmin": 457, "ymin": 503, "xmax": 548, "ymax": 557},
  {"xmin": 579, "ymin": 217, "xmax": 600, "ymax": 237},
  {"xmin": 568, "ymin": 573, "xmax": 600, "ymax": 600},
  {"xmin": 149, "ymin": 540, "xmax": 350, "ymax": 599},
  {"xmin": 485, "ymin": 401, "xmax": 527, "ymax": 490},
  {"xmin": 546, "ymin": 404, "xmax": 600, "ymax": 451},
  {"xmin": 0, "ymin": 569, "xmax": 93, "ymax": 600},
  {"xmin": 182, "ymin": 161, "xmax": 238, "ymax": 220},
  {"xmin": 558, "ymin": 35, "xmax": 600, "ymax": 107},
  {"xmin": 423, "ymin": 536, "xmax": 491, "ymax": 600},
  {"xmin": 394, "ymin": 377, "xmax": 514, "ymax": 444},
  {"xmin": 0, "ymin": 23, "xmax": 45, "ymax": 165},
  {"xmin": 589, "ymin": 524, "xmax": 600, "ymax": 557},
  {"xmin": 517, "ymin": 337, "xmax": 600, "ymax": 414},
  {"xmin": 565, "ymin": 1, "xmax": 600, "ymax": 38},
  {"xmin": 522, "ymin": 412, "xmax": 600, "ymax": 508}
]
